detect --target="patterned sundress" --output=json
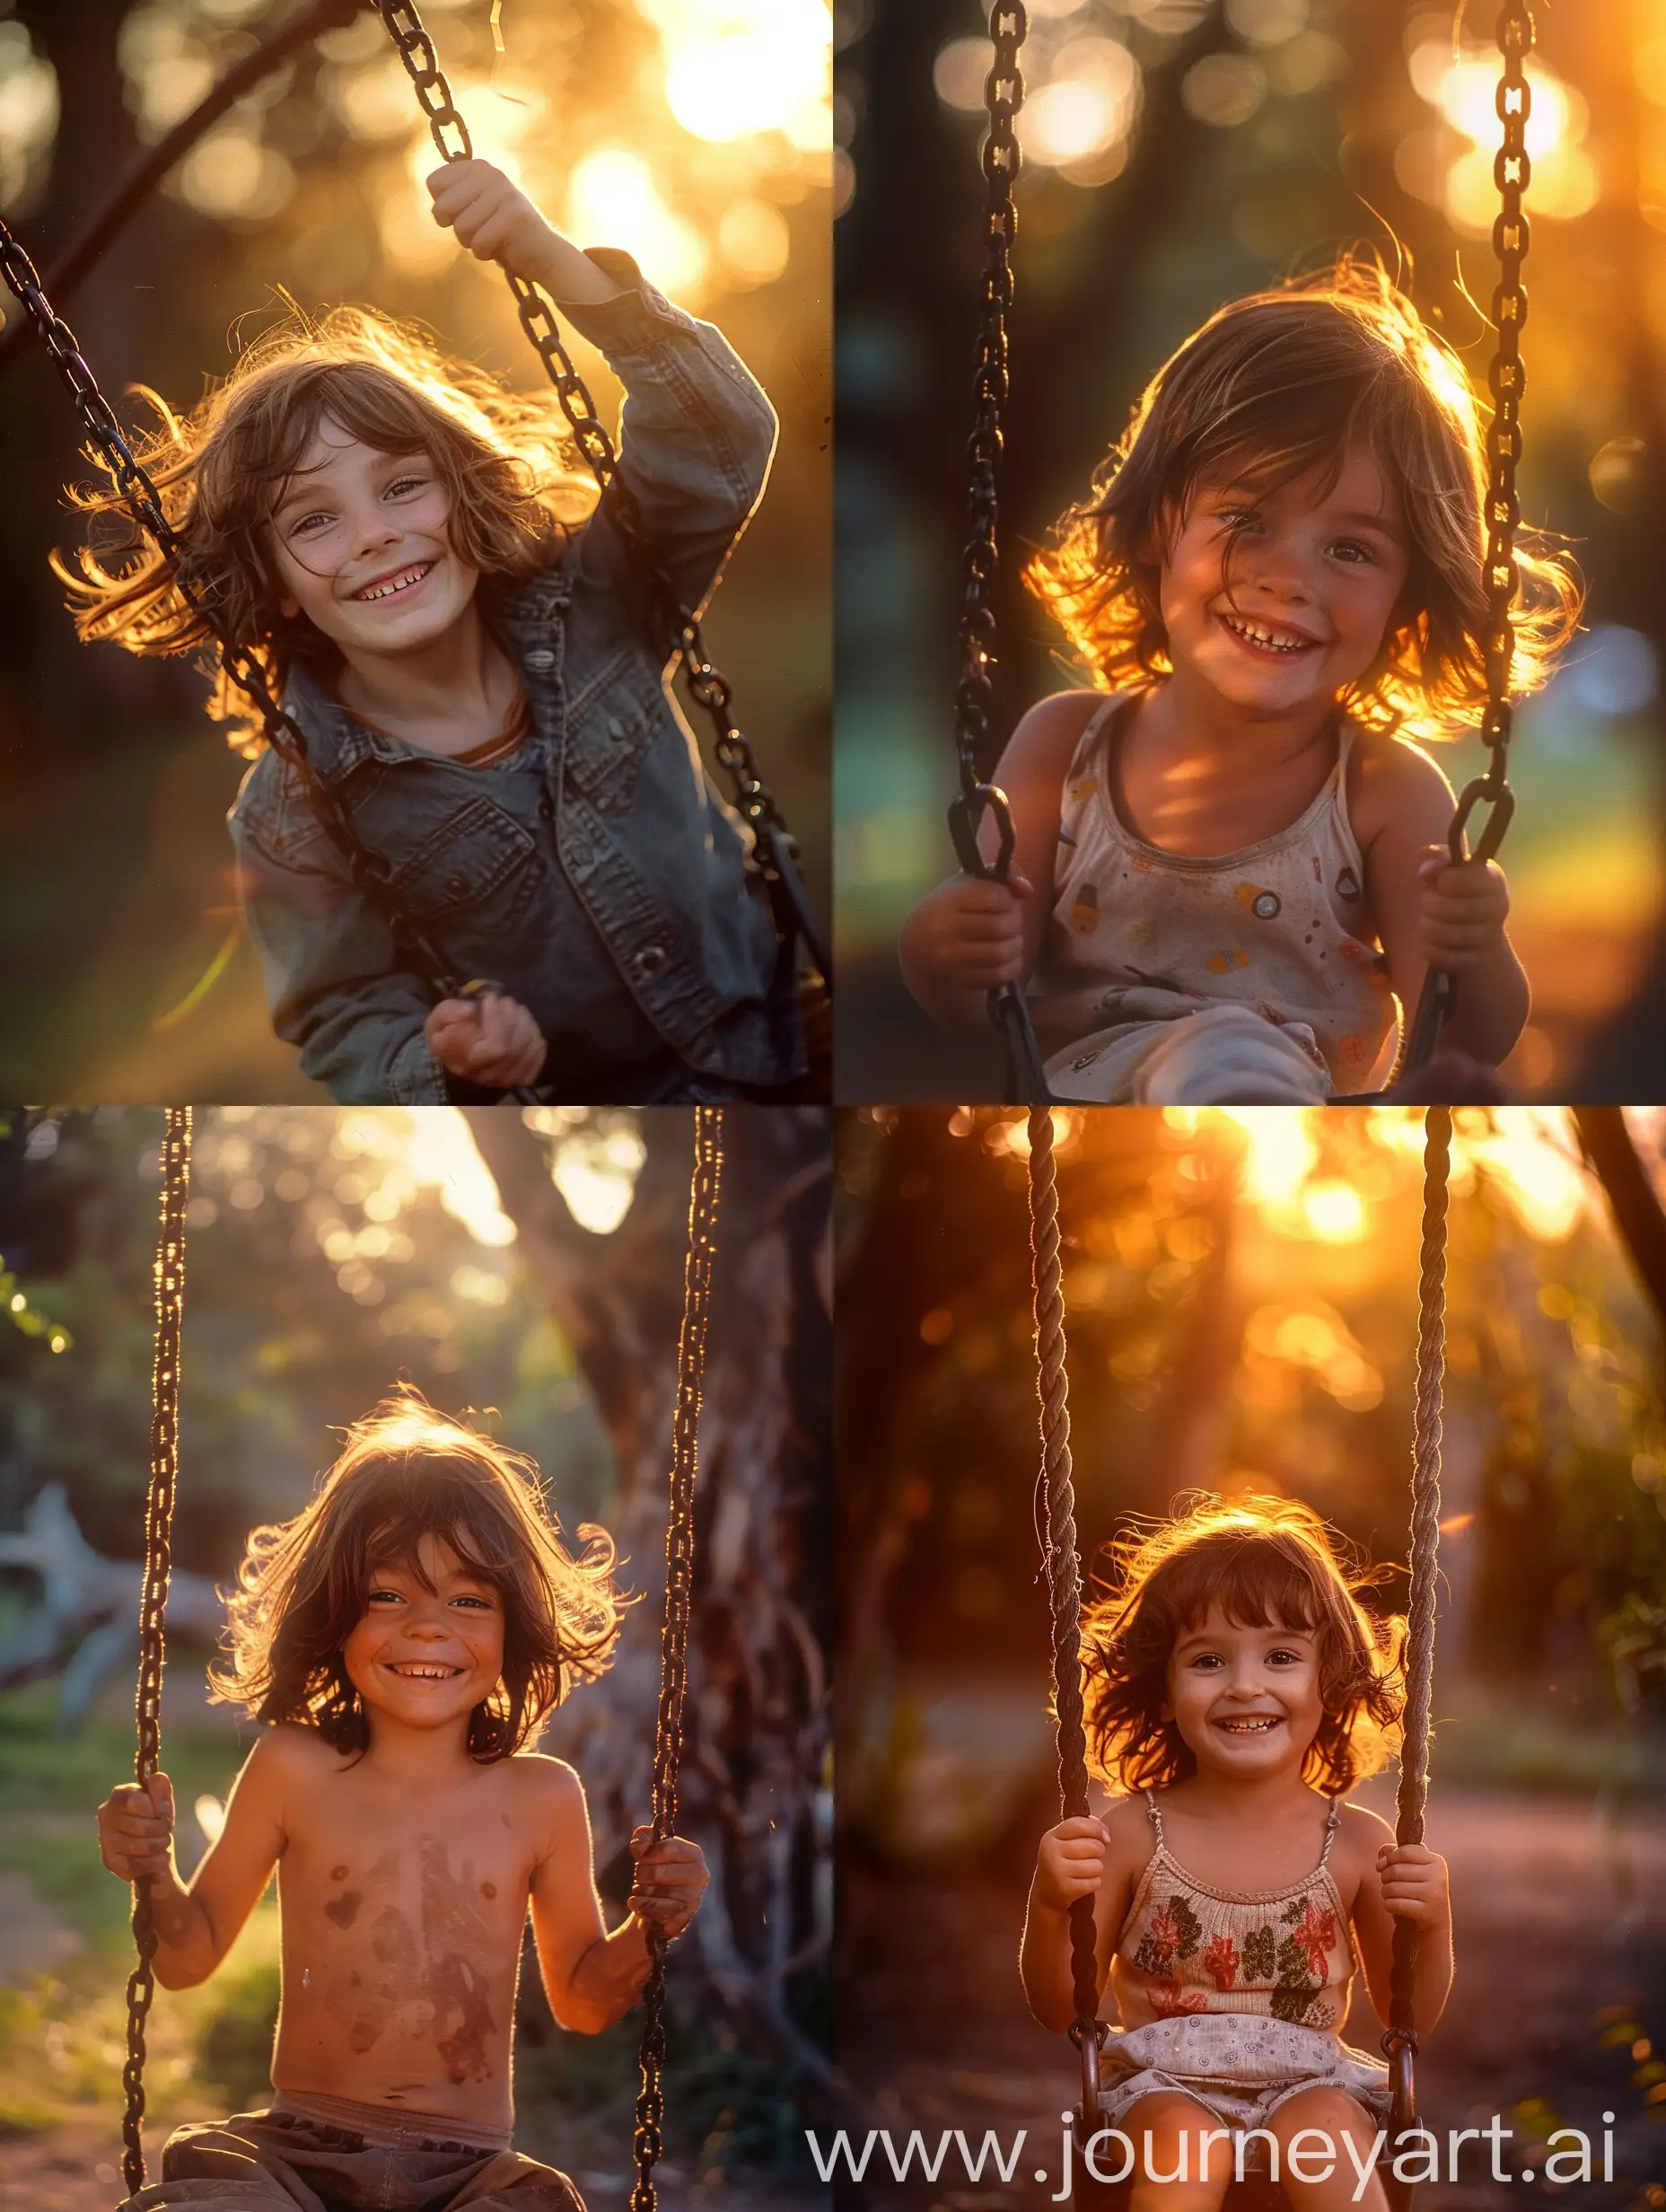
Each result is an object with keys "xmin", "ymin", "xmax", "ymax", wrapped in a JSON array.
[{"xmin": 1096, "ymin": 1790, "xmax": 1392, "ymax": 2141}]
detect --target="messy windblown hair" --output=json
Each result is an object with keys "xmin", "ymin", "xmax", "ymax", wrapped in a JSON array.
[
  {"xmin": 1027, "ymin": 257, "xmax": 1583, "ymax": 742},
  {"xmin": 53, "ymin": 303, "xmax": 596, "ymax": 754},
  {"xmin": 1081, "ymin": 1492, "xmax": 1405, "ymax": 1797},
  {"xmin": 210, "ymin": 1392, "xmax": 624, "ymax": 1760}
]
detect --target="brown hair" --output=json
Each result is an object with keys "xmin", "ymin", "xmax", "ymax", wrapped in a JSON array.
[
  {"xmin": 1027, "ymin": 257, "xmax": 1582, "ymax": 742},
  {"xmin": 53, "ymin": 304, "xmax": 596, "ymax": 754},
  {"xmin": 1081, "ymin": 1493, "xmax": 1404, "ymax": 1796},
  {"xmin": 210, "ymin": 1393, "xmax": 624, "ymax": 1760}
]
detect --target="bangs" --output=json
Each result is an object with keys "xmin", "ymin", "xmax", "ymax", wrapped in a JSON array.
[
  {"xmin": 1165, "ymin": 1533, "xmax": 1327, "ymax": 1639},
  {"xmin": 206, "ymin": 363, "xmax": 464, "ymax": 522}
]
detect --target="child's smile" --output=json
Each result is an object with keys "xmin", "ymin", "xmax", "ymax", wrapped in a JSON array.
[
  {"xmin": 1159, "ymin": 443, "xmax": 1411, "ymax": 722},
  {"xmin": 270, "ymin": 417, "xmax": 480, "ymax": 658},
  {"xmin": 1164, "ymin": 1605, "xmax": 1324, "ymax": 1777},
  {"xmin": 342, "ymin": 1532, "xmax": 506, "ymax": 1734}
]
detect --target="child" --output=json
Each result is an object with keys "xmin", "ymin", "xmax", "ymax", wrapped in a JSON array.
[
  {"xmin": 60, "ymin": 160, "xmax": 802, "ymax": 1106},
  {"xmin": 900, "ymin": 262, "xmax": 1582, "ymax": 1102},
  {"xmin": 1021, "ymin": 1497, "xmax": 1451, "ymax": 2209},
  {"xmin": 96, "ymin": 1397, "xmax": 706, "ymax": 2209}
]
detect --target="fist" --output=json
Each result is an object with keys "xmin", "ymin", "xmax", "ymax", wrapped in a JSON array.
[
  {"xmin": 426, "ymin": 159, "xmax": 553, "ymax": 275},
  {"xmin": 1375, "ymin": 1840, "xmax": 1450, "ymax": 1927},
  {"xmin": 627, "ymin": 1830, "xmax": 709, "ymax": 1943},
  {"xmin": 98, "ymin": 1773, "xmax": 175, "ymax": 1883},
  {"xmin": 911, "ymin": 872, "xmax": 1034, "ymax": 992},
  {"xmin": 425, "ymin": 991, "xmax": 546, "ymax": 1089},
  {"xmin": 1417, "ymin": 850, "xmax": 1509, "ymax": 973},
  {"xmin": 1035, "ymin": 1814, "xmax": 1108, "ymax": 1913}
]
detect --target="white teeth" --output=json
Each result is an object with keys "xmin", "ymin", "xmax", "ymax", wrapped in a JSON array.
[
  {"xmin": 355, "ymin": 564, "xmax": 430, "ymax": 603},
  {"xmin": 389, "ymin": 1663, "xmax": 458, "ymax": 1679},
  {"xmin": 1223, "ymin": 614, "xmax": 1311, "ymax": 655},
  {"xmin": 1218, "ymin": 1716, "xmax": 1279, "ymax": 1732}
]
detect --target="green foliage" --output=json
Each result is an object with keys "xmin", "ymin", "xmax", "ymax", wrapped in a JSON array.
[{"xmin": 194, "ymin": 1957, "xmax": 281, "ymax": 2111}]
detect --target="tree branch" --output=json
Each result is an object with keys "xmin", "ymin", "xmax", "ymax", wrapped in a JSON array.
[{"xmin": 1571, "ymin": 1108, "xmax": 1666, "ymax": 1327}]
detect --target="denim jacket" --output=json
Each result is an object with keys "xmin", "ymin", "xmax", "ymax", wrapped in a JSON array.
[{"xmin": 230, "ymin": 253, "xmax": 801, "ymax": 1104}]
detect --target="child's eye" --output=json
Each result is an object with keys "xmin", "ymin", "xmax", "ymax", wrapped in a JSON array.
[
  {"xmin": 385, "ymin": 475, "xmax": 427, "ymax": 499},
  {"xmin": 289, "ymin": 510, "xmax": 335, "ymax": 536},
  {"xmin": 1329, "ymin": 539, "xmax": 1374, "ymax": 565},
  {"xmin": 366, "ymin": 1588, "xmax": 405, "ymax": 1607},
  {"xmin": 452, "ymin": 1593, "xmax": 495, "ymax": 1611},
  {"xmin": 1267, "ymin": 1648, "xmax": 1304, "ymax": 1666},
  {"xmin": 1217, "ymin": 507, "xmax": 1260, "ymax": 531},
  {"xmin": 1190, "ymin": 1652, "xmax": 1225, "ymax": 1670}
]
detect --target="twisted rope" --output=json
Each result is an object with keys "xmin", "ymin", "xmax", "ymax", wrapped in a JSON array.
[
  {"xmin": 630, "ymin": 1107, "xmax": 723, "ymax": 2212},
  {"xmin": 1382, "ymin": 1107, "xmax": 1450, "ymax": 2136},
  {"xmin": 121, "ymin": 1108, "xmax": 193, "ymax": 2199},
  {"xmin": 1027, "ymin": 1110, "xmax": 1099, "ymax": 2048}
]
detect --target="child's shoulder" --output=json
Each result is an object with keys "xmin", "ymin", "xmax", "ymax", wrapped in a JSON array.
[
  {"xmin": 1328, "ymin": 1794, "xmax": 1397, "ymax": 1875},
  {"xmin": 1093, "ymin": 1786, "xmax": 1162, "ymax": 1857},
  {"xmin": 1344, "ymin": 721, "xmax": 1459, "ymax": 845},
  {"xmin": 503, "ymin": 1749, "xmax": 585, "ymax": 1809}
]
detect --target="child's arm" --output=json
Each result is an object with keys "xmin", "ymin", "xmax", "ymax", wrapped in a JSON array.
[
  {"xmin": 95, "ymin": 1735, "xmax": 289, "ymax": 1990},
  {"xmin": 1353, "ymin": 737, "xmax": 1530, "ymax": 1066},
  {"xmin": 1346, "ymin": 1809, "xmax": 1453, "ymax": 2038},
  {"xmin": 899, "ymin": 691, "xmax": 1095, "ymax": 1029},
  {"xmin": 1019, "ymin": 1795, "xmax": 1139, "ymax": 2032},
  {"xmin": 526, "ymin": 1759, "xmax": 708, "ymax": 2034},
  {"xmin": 428, "ymin": 160, "xmax": 776, "ymax": 630}
]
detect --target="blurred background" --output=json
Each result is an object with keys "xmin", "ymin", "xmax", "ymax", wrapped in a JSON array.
[
  {"xmin": 0, "ymin": 0, "xmax": 831, "ymax": 1102},
  {"xmin": 835, "ymin": 0, "xmax": 1666, "ymax": 1102},
  {"xmin": 837, "ymin": 1106, "xmax": 1666, "ymax": 2208},
  {"xmin": 0, "ymin": 1102, "xmax": 831, "ymax": 2210}
]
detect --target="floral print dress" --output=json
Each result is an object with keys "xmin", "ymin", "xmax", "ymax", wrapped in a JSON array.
[{"xmin": 1097, "ymin": 1790, "xmax": 1392, "ymax": 2138}]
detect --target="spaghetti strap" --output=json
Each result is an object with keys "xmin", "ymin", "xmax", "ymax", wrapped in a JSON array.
[
  {"xmin": 1144, "ymin": 1786, "xmax": 1164, "ymax": 1846},
  {"xmin": 1319, "ymin": 1795, "xmax": 1342, "ymax": 1869}
]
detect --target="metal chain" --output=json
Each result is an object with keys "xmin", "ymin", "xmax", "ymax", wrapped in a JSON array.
[
  {"xmin": 373, "ymin": 3, "xmax": 825, "ymax": 977},
  {"xmin": 1399, "ymin": 4, "xmax": 1531, "ymax": 1075},
  {"xmin": 1026, "ymin": 1108, "xmax": 1102, "ymax": 2111},
  {"xmin": 121, "ymin": 1108, "xmax": 193, "ymax": 2200},
  {"xmin": 943, "ymin": 7, "xmax": 1050, "ymax": 1101},
  {"xmin": 1381, "ymin": 1107, "xmax": 1450, "ymax": 2155},
  {"xmin": 631, "ymin": 1105, "xmax": 723, "ymax": 2212},
  {"xmin": 0, "ymin": 218, "xmax": 475, "ymax": 1009}
]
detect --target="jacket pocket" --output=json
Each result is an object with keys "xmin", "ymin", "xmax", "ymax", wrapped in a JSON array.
[
  {"xmin": 384, "ymin": 793, "xmax": 537, "ymax": 922},
  {"xmin": 565, "ymin": 649, "xmax": 661, "ymax": 814}
]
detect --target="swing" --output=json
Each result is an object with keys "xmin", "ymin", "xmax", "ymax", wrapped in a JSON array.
[
  {"xmin": 948, "ymin": 2, "xmax": 1534, "ymax": 1106},
  {"xmin": 0, "ymin": 0, "xmax": 828, "ymax": 1098},
  {"xmin": 115, "ymin": 1104, "xmax": 723, "ymax": 2211},
  {"xmin": 1023, "ymin": 1103, "xmax": 1451, "ymax": 2212}
]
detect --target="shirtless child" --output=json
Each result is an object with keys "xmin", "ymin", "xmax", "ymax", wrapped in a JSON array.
[{"xmin": 96, "ymin": 1398, "xmax": 706, "ymax": 2210}]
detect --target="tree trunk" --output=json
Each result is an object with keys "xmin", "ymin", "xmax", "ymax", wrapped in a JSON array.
[
  {"xmin": 461, "ymin": 1105, "xmax": 832, "ymax": 2080},
  {"xmin": 1571, "ymin": 1108, "xmax": 1666, "ymax": 1326}
]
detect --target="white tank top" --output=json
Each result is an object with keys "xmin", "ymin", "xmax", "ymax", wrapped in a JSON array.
[{"xmin": 1027, "ymin": 698, "xmax": 1399, "ymax": 1092}]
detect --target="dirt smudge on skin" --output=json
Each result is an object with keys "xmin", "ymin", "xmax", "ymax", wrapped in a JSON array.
[
  {"xmin": 330, "ymin": 1865, "xmax": 349, "ymax": 1882},
  {"xmin": 323, "ymin": 1890, "xmax": 361, "ymax": 1928},
  {"xmin": 481, "ymin": 1882, "xmax": 496, "ymax": 1900},
  {"xmin": 420, "ymin": 1838, "xmax": 496, "ymax": 2082}
]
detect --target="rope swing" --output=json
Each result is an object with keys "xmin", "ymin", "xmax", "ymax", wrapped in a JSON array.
[
  {"xmin": 115, "ymin": 1105, "xmax": 723, "ymax": 2205},
  {"xmin": 1026, "ymin": 1107, "xmax": 1451, "ymax": 2209},
  {"xmin": 951, "ymin": 3, "xmax": 1535, "ymax": 1103}
]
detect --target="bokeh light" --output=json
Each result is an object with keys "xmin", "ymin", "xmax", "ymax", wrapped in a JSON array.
[{"xmin": 1405, "ymin": 39, "xmax": 1600, "ymax": 233}]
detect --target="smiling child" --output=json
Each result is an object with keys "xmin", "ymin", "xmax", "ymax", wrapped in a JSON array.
[
  {"xmin": 900, "ymin": 261, "xmax": 1582, "ymax": 1102},
  {"xmin": 60, "ymin": 161, "xmax": 800, "ymax": 1105},
  {"xmin": 1022, "ymin": 1497, "xmax": 1451, "ymax": 2210},
  {"xmin": 96, "ymin": 1397, "xmax": 704, "ymax": 2209}
]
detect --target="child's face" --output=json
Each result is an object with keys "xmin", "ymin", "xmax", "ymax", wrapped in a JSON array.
[
  {"xmin": 1156, "ymin": 443, "xmax": 1411, "ymax": 719},
  {"xmin": 268, "ymin": 417, "xmax": 481, "ymax": 661},
  {"xmin": 1162, "ymin": 1604, "xmax": 1324, "ymax": 1779},
  {"xmin": 342, "ymin": 1531, "xmax": 506, "ymax": 1739}
]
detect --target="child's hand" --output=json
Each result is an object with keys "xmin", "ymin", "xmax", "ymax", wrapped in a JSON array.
[
  {"xmin": 627, "ymin": 1829, "xmax": 709, "ymax": 1943},
  {"xmin": 426, "ymin": 160, "xmax": 556, "ymax": 277},
  {"xmin": 1034, "ymin": 1814, "xmax": 1108, "ymax": 1913},
  {"xmin": 1376, "ymin": 1840, "xmax": 1450, "ymax": 1927},
  {"xmin": 1416, "ymin": 849, "xmax": 1510, "ymax": 973},
  {"xmin": 97, "ymin": 1773, "xmax": 175, "ymax": 1884},
  {"xmin": 908, "ymin": 872, "xmax": 1035, "ymax": 992},
  {"xmin": 425, "ymin": 993, "xmax": 546, "ymax": 1089}
]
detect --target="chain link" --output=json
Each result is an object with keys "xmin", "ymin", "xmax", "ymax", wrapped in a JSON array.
[
  {"xmin": 121, "ymin": 1109, "xmax": 193, "ymax": 2200},
  {"xmin": 630, "ymin": 1107, "xmax": 723, "ymax": 2212},
  {"xmin": 373, "ymin": 4, "xmax": 822, "ymax": 972}
]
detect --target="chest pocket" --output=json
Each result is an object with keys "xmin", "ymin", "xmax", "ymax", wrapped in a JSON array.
[
  {"xmin": 383, "ymin": 792, "xmax": 537, "ymax": 921},
  {"xmin": 565, "ymin": 650, "xmax": 660, "ymax": 814}
]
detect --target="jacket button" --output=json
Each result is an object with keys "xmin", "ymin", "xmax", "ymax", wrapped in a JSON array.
[
  {"xmin": 634, "ymin": 944, "xmax": 665, "ymax": 976},
  {"xmin": 538, "ymin": 794, "xmax": 555, "ymax": 821},
  {"xmin": 606, "ymin": 715, "xmax": 626, "ymax": 740},
  {"xmin": 444, "ymin": 873, "xmax": 468, "ymax": 897},
  {"xmin": 524, "ymin": 647, "xmax": 556, "ymax": 672}
]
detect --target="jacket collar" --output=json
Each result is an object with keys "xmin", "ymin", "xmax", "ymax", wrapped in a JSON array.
[{"xmin": 277, "ymin": 561, "xmax": 573, "ymax": 786}]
